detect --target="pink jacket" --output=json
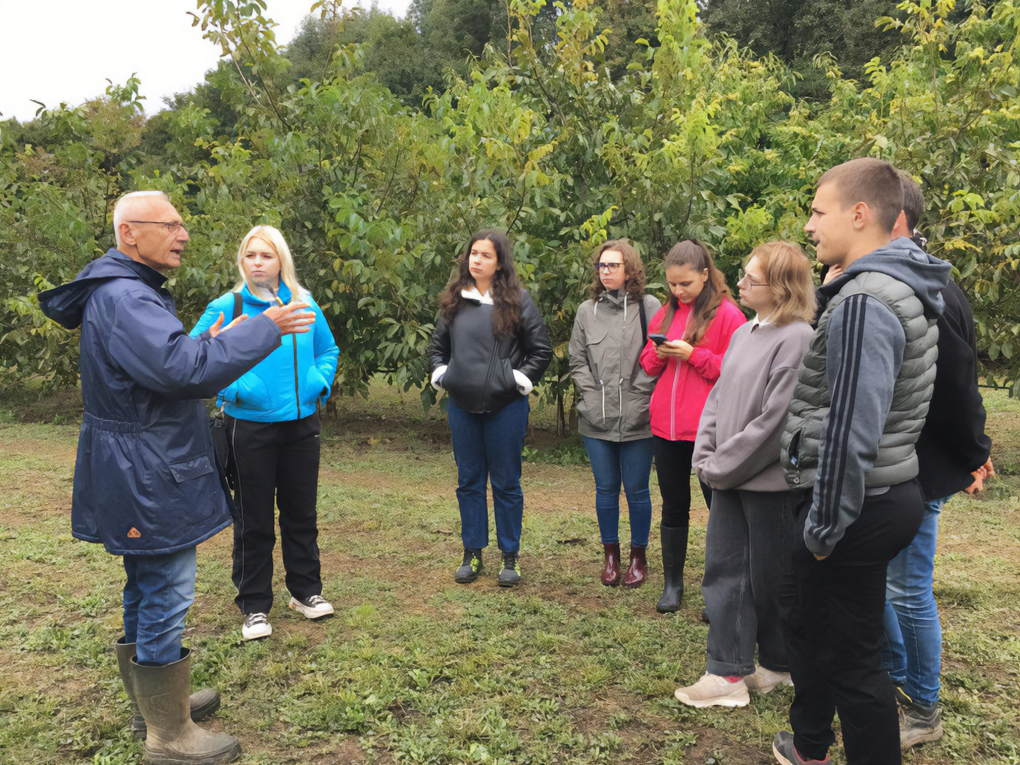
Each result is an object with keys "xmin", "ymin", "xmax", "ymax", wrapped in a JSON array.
[{"xmin": 639, "ymin": 297, "xmax": 746, "ymax": 441}]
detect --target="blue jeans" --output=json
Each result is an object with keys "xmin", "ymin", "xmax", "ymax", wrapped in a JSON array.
[
  {"xmin": 122, "ymin": 547, "xmax": 197, "ymax": 665},
  {"xmin": 883, "ymin": 495, "xmax": 948, "ymax": 707},
  {"xmin": 448, "ymin": 396, "xmax": 529, "ymax": 553},
  {"xmin": 581, "ymin": 436, "xmax": 654, "ymax": 546}
]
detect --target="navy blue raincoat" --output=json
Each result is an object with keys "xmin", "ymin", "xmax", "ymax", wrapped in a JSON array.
[{"xmin": 39, "ymin": 250, "xmax": 283, "ymax": 556}]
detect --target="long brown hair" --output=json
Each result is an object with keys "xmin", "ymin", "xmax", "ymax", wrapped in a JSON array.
[
  {"xmin": 656, "ymin": 239, "xmax": 732, "ymax": 345},
  {"xmin": 746, "ymin": 241, "xmax": 816, "ymax": 326},
  {"xmin": 589, "ymin": 239, "xmax": 647, "ymax": 302},
  {"xmin": 438, "ymin": 230, "xmax": 523, "ymax": 338}
]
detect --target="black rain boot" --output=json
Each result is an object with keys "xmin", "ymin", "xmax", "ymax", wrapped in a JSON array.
[{"xmin": 656, "ymin": 524, "xmax": 688, "ymax": 613}]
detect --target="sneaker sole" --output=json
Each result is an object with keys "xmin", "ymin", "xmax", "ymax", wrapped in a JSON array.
[
  {"xmin": 497, "ymin": 577, "xmax": 520, "ymax": 587},
  {"xmin": 901, "ymin": 723, "xmax": 943, "ymax": 750},
  {"xmin": 242, "ymin": 626, "xmax": 272, "ymax": 641},
  {"xmin": 288, "ymin": 598, "xmax": 334, "ymax": 619},
  {"xmin": 674, "ymin": 688, "xmax": 749, "ymax": 708},
  {"xmin": 772, "ymin": 740, "xmax": 796, "ymax": 765}
]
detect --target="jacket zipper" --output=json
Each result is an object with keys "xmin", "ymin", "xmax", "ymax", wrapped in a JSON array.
[{"xmin": 292, "ymin": 335, "xmax": 301, "ymax": 419}]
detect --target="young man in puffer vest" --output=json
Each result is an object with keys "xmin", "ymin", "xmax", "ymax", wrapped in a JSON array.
[{"xmin": 771, "ymin": 158, "xmax": 951, "ymax": 765}]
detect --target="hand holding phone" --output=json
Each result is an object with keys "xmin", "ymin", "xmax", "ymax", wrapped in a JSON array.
[{"xmin": 649, "ymin": 333, "xmax": 667, "ymax": 346}]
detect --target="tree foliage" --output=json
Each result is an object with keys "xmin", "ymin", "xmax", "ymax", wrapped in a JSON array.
[{"xmin": 1, "ymin": 0, "xmax": 1018, "ymax": 410}]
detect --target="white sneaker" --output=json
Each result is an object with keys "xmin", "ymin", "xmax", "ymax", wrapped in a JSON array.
[
  {"xmin": 744, "ymin": 665, "xmax": 793, "ymax": 694},
  {"xmin": 242, "ymin": 612, "xmax": 272, "ymax": 641},
  {"xmin": 289, "ymin": 594, "xmax": 334, "ymax": 619},
  {"xmin": 674, "ymin": 673, "xmax": 749, "ymax": 708}
]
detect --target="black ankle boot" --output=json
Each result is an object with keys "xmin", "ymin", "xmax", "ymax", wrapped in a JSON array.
[{"xmin": 656, "ymin": 524, "xmax": 688, "ymax": 613}]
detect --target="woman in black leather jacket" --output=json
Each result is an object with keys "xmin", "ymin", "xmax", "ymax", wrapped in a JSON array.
[{"xmin": 428, "ymin": 230, "xmax": 552, "ymax": 587}]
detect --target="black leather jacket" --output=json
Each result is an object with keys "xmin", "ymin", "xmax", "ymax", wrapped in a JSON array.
[{"xmin": 428, "ymin": 289, "xmax": 552, "ymax": 413}]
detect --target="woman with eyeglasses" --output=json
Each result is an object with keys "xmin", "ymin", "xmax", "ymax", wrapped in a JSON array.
[
  {"xmin": 639, "ymin": 240, "xmax": 745, "ymax": 612},
  {"xmin": 569, "ymin": 240, "xmax": 661, "ymax": 587},
  {"xmin": 428, "ymin": 230, "xmax": 552, "ymax": 587},
  {"xmin": 191, "ymin": 225, "xmax": 339, "ymax": 641},
  {"xmin": 673, "ymin": 241, "xmax": 815, "ymax": 708}
]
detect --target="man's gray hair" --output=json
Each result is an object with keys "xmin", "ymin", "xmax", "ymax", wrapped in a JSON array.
[{"xmin": 112, "ymin": 191, "xmax": 169, "ymax": 246}]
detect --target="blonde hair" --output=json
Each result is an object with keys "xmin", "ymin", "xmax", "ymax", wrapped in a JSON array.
[
  {"xmin": 746, "ymin": 241, "xmax": 816, "ymax": 326},
  {"xmin": 234, "ymin": 225, "xmax": 307, "ymax": 299}
]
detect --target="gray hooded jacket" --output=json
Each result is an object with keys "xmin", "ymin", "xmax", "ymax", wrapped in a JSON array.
[
  {"xmin": 569, "ymin": 291, "xmax": 661, "ymax": 442},
  {"xmin": 780, "ymin": 237, "xmax": 950, "ymax": 557}
]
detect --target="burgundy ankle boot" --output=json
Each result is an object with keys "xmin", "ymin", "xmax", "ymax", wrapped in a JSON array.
[
  {"xmin": 623, "ymin": 545, "xmax": 648, "ymax": 588},
  {"xmin": 601, "ymin": 543, "xmax": 621, "ymax": 586}
]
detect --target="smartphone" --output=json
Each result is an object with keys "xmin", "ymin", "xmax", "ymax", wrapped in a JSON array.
[{"xmin": 649, "ymin": 333, "xmax": 668, "ymax": 345}]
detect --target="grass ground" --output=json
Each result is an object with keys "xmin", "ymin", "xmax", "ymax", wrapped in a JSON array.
[{"xmin": 0, "ymin": 383, "xmax": 1018, "ymax": 765}]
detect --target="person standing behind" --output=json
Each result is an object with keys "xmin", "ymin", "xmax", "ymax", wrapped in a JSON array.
[
  {"xmin": 38, "ymin": 191, "xmax": 314, "ymax": 765},
  {"xmin": 774, "ymin": 158, "xmax": 950, "ymax": 765},
  {"xmin": 569, "ymin": 240, "xmax": 661, "ymax": 588},
  {"xmin": 639, "ymin": 240, "xmax": 745, "ymax": 612},
  {"xmin": 882, "ymin": 171, "xmax": 993, "ymax": 749},
  {"xmin": 190, "ymin": 225, "xmax": 339, "ymax": 641},
  {"xmin": 429, "ymin": 230, "xmax": 552, "ymax": 587},
  {"xmin": 675, "ymin": 241, "xmax": 814, "ymax": 708}
]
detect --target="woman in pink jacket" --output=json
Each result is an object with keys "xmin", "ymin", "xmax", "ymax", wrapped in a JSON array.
[{"xmin": 639, "ymin": 240, "xmax": 745, "ymax": 613}]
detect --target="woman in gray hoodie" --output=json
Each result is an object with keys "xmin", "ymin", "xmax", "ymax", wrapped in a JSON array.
[
  {"xmin": 569, "ymin": 240, "xmax": 661, "ymax": 588},
  {"xmin": 674, "ymin": 240, "xmax": 815, "ymax": 709}
]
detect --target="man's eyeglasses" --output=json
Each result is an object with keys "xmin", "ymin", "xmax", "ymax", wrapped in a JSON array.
[
  {"xmin": 128, "ymin": 220, "xmax": 184, "ymax": 234},
  {"xmin": 596, "ymin": 262, "xmax": 623, "ymax": 273},
  {"xmin": 737, "ymin": 271, "xmax": 766, "ymax": 288}
]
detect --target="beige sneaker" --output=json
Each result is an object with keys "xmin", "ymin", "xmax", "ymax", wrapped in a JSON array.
[
  {"xmin": 744, "ymin": 665, "xmax": 793, "ymax": 694},
  {"xmin": 674, "ymin": 673, "xmax": 749, "ymax": 708}
]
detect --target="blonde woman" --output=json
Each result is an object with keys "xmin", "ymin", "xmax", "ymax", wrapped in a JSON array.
[
  {"xmin": 674, "ymin": 241, "xmax": 815, "ymax": 707},
  {"xmin": 191, "ymin": 225, "xmax": 339, "ymax": 640}
]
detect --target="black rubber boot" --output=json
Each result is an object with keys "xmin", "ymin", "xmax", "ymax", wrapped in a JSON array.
[
  {"xmin": 115, "ymin": 638, "xmax": 220, "ymax": 739},
  {"xmin": 656, "ymin": 524, "xmax": 688, "ymax": 613},
  {"xmin": 132, "ymin": 649, "xmax": 241, "ymax": 764}
]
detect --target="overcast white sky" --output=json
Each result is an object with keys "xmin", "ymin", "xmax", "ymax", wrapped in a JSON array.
[{"xmin": 0, "ymin": 0, "xmax": 411, "ymax": 123}]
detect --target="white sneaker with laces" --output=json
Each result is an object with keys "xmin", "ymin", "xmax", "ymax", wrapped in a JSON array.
[
  {"xmin": 744, "ymin": 665, "xmax": 793, "ymax": 694},
  {"xmin": 242, "ymin": 612, "xmax": 272, "ymax": 641},
  {"xmin": 674, "ymin": 673, "xmax": 750, "ymax": 708},
  {"xmin": 289, "ymin": 594, "xmax": 334, "ymax": 619}
]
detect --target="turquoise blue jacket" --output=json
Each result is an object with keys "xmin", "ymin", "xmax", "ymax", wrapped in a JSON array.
[{"xmin": 191, "ymin": 283, "xmax": 339, "ymax": 422}]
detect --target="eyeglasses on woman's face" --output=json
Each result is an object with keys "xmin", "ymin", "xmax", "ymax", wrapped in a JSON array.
[
  {"xmin": 595, "ymin": 262, "xmax": 623, "ymax": 273},
  {"xmin": 737, "ymin": 270, "xmax": 767, "ymax": 289}
]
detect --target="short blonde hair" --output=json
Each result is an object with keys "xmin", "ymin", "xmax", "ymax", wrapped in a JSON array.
[
  {"xmin": 746, "ymin": 241, "xmax": 816, "ymax": 326},
  {"xmin": 234, "ymin": 225, "xmax": 307, "ymax": 299}
]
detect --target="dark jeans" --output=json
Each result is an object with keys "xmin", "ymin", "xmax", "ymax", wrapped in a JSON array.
[
  {"xmin": 447, "ymin": 396, "xmax": 530, "ymax": 553},
  {"xmin": 581, "ymin": 435, "xmax": 654, "ymax": 547},
  {"xmin": 781, "ymin": 481, "xmax": 923, "ymax": 765},
  {"xmin": 703, "ymin": 488, "xmax": 793, "ymax": 677},
  {"xmin": 228, "ymin": 413, "xmax": 323, "ymax": 615},
  {"xmin": 653, "ymin": 437, "xmax": 712, "ymax": 528}
]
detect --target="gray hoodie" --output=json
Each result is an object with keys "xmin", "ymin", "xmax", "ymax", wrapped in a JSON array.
[
  {"xmin": 569, "ymin": 290, "xmax": 661, "ymax": 442},
  {"xmin": 781, "ymin": 237, "xmax": 951, "ymax": 557}
]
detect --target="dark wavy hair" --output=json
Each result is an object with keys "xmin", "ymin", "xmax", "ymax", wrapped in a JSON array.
[
  {"xmin": 439, "ymin": 230, "xmax": 523, "ymax": 338},
  {"xmin": 589, "ymin": 239, "xmax": 647, "ymax": 302},
  {"xmin": 656, "ymin": 239, "xmax": 733, "ymax": 345}
]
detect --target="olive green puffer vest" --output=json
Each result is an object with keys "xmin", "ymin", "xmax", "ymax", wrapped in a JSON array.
[{"xmin": 780, "ymin": 271, "xmax": 939, "ymax": 490}]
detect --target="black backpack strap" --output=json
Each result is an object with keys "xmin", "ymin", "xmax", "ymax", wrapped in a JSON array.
[
  {"xmin": 639, "ymin": 297, "xmax": 648, "ymax": 342},
  {"xmin": 233, "ymin": 291, "xmax": 242, "ymax": 321}
]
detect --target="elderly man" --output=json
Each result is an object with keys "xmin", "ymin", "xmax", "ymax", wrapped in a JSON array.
[
  {"xmin": 39, "ymin": 191, "xmax": 313, "ymax": 765},
  {"xmin": 774, "ymin": 159, "xmax": 950, "ymax": 765}
]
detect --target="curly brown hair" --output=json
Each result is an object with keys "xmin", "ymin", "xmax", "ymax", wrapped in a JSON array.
[{"xmin": 589, "ymin": 239, "xmax": 647, "ymax": 302}]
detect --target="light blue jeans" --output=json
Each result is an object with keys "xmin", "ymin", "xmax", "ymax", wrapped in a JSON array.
[
  {"xmin": 123, "ymin": 546, "xmax": 197, "ymax": 665},
  {"xmin": 581, "ymin": 435, "xmax": 654, "ymax": 547},
  {"xmin": 883, "ymin": 495, "xmax": 949, "ymax": 707}
]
